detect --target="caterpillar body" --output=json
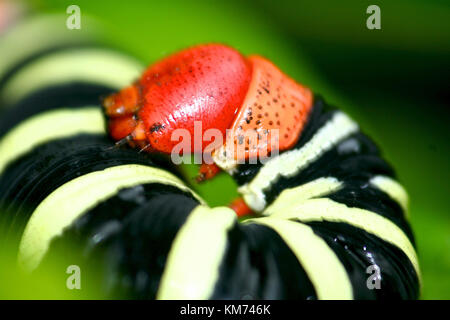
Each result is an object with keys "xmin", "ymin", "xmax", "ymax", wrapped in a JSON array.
[{"xmin": 0, "ymin": 17, "xmax": 420, "ymax": 299}]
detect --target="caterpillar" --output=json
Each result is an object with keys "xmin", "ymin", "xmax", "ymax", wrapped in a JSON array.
[
  {"xmin": 0, "ymin": 16, "xmax": 420, "ymax": 299},
  {"xmin": 103, "ymin": 44, "xmax": 314, "ymax": 189}
]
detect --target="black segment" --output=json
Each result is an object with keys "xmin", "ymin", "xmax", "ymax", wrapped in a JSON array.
[
  {"xmin": 69, "ymin": 183, "xmax": 198, "ymax": 239},
  {"xmin": 306, "ymin": 221, "xmax": 419, "ymax": 299},
  {"xmin": 0, "ymin": 82, "xmax": 115, "ymax": 138},
  {"xmin": 327, "ymin": 184, "xmax": 415, "ymax": 246},
  {"xmin": 211, "ymin": 223, "xmax": 317, "ymax": 299}
]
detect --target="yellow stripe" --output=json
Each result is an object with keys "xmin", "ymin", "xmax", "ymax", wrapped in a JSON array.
[
  {"xmin": 2, "ymin": 48, "xmax": 142, "ymax": 105},
  {"xmin": 238, "ymin": 112, "xmax": 358, "ymax": 212},
  {"xmin": 370, "ymin": 175, "xmax": 409, "ymax": 216},
  {"xmin": 263, "ymin": 177, "xmax": 342, "ymax": 216},
  {"xmin": 0, "ymin": 108, "xmax": 105, "ymax": 174},
  {"xmin": 157, "ymin": 205, "xmax": 236, "ymax": 300},
  {"xmin": 270, "ymin": 197, "xmax": 420, "ymax": 278},
  {"xmin": 245, "ymin": 217, "xmax": 353, "ymax": 300},
  {"xmin": 18, "ymin": 164, "xmax": 203, "ymax": 272}
]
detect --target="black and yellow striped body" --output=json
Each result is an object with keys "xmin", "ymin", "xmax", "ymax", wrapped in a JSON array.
[{"xmin": 0, "ymin": 16, "xmax": 420, "ymax": 300}]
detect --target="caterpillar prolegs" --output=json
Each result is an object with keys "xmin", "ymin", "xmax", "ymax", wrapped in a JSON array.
[{"xmin": 0, "ymin": 17, "xmax": 420, "ymax": 300}]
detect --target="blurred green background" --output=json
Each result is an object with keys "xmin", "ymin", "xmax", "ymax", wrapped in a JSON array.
[{"xmin": 2, "ymin": 0, "xmax": 448, "ymax": 299}]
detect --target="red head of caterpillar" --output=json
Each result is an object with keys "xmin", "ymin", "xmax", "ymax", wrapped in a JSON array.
[{"xmin": 103, "ymin": 44, "xmax": 313, "ymax": 180}]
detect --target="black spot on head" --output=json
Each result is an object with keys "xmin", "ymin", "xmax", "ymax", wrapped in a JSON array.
[{"xmin": 150, "ymin": 122, "xmax": 165, "ymax": 133}]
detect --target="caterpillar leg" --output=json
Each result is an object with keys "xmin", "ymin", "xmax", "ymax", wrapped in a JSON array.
[
  {"xmin": 103, "ymin": 85, "xmax": 140, "ymax": 117},
  {"xmin": 196, "ymin": 162, "xmax": 221, "ymax": 182},
  {"xmin": 229, "ymin": 197, "xmax": 253, "ymax": 218}
]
